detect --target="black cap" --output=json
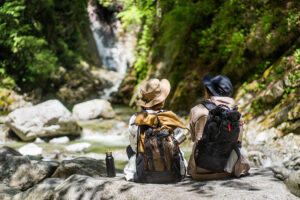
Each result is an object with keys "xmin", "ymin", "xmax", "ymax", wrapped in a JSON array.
[{"xmin": 202, "ymin": 74, "xmax": 233, "ymax": 97}]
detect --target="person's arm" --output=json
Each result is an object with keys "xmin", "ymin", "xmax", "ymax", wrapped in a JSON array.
[
  {"xmin": 238, "ymin": 120, "xmax": 243, "ymax": 144},
  {"xmin": 128, "ymin": 114, "xmax": 138, "ymax": 152},
  {"xmin": 189, "ymin": 115, "xmax": 196, "ymax": 142},
  {"xmin": 189, "ymin": 106, "xmax": 208, "ymax": 142},
  {"xmin": 235, "ymin": 104, "xmax": 243, "ymax": 144},
  {"xmin": 193, "ymin": 115, "xmax": 208, "ymax": 141}
]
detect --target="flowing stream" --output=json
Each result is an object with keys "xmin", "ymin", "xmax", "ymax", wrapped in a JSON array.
[{"xmin": 87, "ymin": 1, "xmax": 135, "ymax": 99}]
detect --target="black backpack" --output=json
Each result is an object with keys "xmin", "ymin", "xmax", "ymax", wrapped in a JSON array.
[{"xmin": 194, "ymin": 101, "xmax": 241, "ymax": 173}]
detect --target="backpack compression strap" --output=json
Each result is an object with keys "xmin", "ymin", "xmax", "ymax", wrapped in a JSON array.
[{"xmin": 201, "ymin": 100, "xmax": 217, "ymax": 111}]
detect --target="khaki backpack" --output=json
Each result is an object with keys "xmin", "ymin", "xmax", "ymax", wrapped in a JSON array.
[{"xmin": 133, "ymin": 110, "xmax": 186, "ymax": 183}]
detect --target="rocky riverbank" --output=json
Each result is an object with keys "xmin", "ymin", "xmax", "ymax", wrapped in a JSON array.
[{"xmin": 0, "ymin": 97, "xmax": 299, "ymax": 199}]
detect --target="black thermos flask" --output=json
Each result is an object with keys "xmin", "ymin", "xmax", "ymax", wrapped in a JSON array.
[{"xmin": 105, "ymin": 151, "xmax": 116, "ymax": 177}]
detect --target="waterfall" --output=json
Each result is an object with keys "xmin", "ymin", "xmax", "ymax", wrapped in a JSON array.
[{"xmin": 87, "ymin": 1, "xmax": 135, "ymax": 99}]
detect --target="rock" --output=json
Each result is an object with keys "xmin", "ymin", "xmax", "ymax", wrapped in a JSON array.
[
  {"xmin": 0, "ymin": 184, "xmax": 21, "ymax": 200},
  {"xmin": 65, "ymin": 142, "xmax": 91, "ymax": 152},
  {"xmin": 0, "ymin": 88, "xmax": 32, "ymax": 112},
  {"xmin": 0, "ymin": 146, "xmax": 22, "ymax": 163},
  {"xmin": 0, "ymin": 124, "xmax": 9, "ymax": 143},
  {"xmin": 50, "ymin": 168, "xmax": 298, "ymax": 200},
  {"xmin": 51, "ymin": 157, "xmax": 106, "ymax": 179},
  {"xmin": 13, "ymin": 178, "xmax": 63, "ymax": 200},
  {"xmin": 262, "ymin": 80, "xmax": 285, "ymax": 103},
  {"xmin": 248, "ymin": 151, "xmax": 272, "ymax": 168},
  {"xmin": 278, "ymin": 121, "xmax": 300, "ymax": 134},
  {"xmin": 272, "ymin": 165, "xmax": 291, "ymax": 180},
  {"xmin": 34, "ymin": 137, "xmax": 46, "ymax": 143},
  {"xmin": 288, "ymin": 102, "xmax": 300, "ymax": 121},
  {"xmin": 284, "ymin": 67, "xmax": 300, "ymax": 88},
  {"xmin": 237, "ymin": 93, "xmax": 253, "ymax": 111},
  {"xmin": 91, "ymin": 68, "xmax": 124, "ymax": 88},
  {"xmin": 112, "ymin": 75, "xmax": 137, "ymax": 105},
  {"xmin": 275, "ymin": 106, "xmax": 290, "ymax": 126},
  {"xmin": 18, "ymin": 143, "xmax": 43, "ymax": 156},
  {"xmin": 285, "ymin": 170, "xmax": 300, "ymax": 198},
  {"xmin": 5, "ymin": 100, "xmax": 81, "ymax": 141},
  {"xmin": 284, "ymin": 153, "xmax": 300, "ymax": 171},
  {"xmin": 0, "ymin": 156, "xmax": 59, "ymax": 190},
  {"xmin": 72, "ymin": 99, "xmax": 115, "ymax": 120},
  {"xmin": 49, "ymin": 136, "xmax": 70, "ymax": 144},
  {"xmin": 43, "ymin": 150, "xmax": 60, "ymax": 161},
  {"xmin": 56, "ymin": 64, "xmax": 103, "ymax": 106},
  {"xmin": 0, "ymin": 116, "xmax": 7, "ymax": 124}
]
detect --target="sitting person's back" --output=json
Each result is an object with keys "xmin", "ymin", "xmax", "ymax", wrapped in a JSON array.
[
  {"xmin": 188, "ymin": 74, "xmax": 250, "ymax": 180},
  {"xmin": 124, "ymin": 78, "xmax": 187, "ymax": 183}
]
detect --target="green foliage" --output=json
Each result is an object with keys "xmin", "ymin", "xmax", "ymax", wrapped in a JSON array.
[
  {"xmin": 198, "ymin": 0, "xmax": 248, "ymax": 65},
  {"xmin": 250, "ymin": 98, "xmax": 265, "ymax": 114},
  {"xmin": 0, "ymin": 0, "xmax": 89, "ymax": 89},
  {"xmin": 282, "ymin": 86, "xmax": 296, "ymax": 99},
  {"xmin": 117, "ymin": 3, "xmax": 144, "ymax": 27},
  {"xmin": 294, "ymin": 49, "xmax": 300, "ymax": 65},
  {"xmin": 117, "ymin": 0, "xmax": 157, "ymax": 82},
  {"xmin": 0, "ymin": 77, "xmax": 15, "ymax": 89},
  {"xmin": 0, "ymin": 0, "xmax": 57, "ymax": 84}
]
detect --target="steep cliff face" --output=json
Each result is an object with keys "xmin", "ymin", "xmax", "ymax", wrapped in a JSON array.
[
  {"xmin": 116, "ymin": 0, "xmax": 300, "ymax": 111},
  {"xmin": 236, "ymin": 51, "xmax": 300, "ymax": 135},
  {"xmin": 234, "ymin": 50, "xmax": 300, "ymax": 197}
]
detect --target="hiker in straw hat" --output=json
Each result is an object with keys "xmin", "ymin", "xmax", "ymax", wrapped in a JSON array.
[{"xmin": 124, "ymin": 78, "xmax": 187, "ymax": 182}]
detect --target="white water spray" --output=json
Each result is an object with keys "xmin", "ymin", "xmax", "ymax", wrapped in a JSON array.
[{"xmin": 87, "ymin": 1, "xmax": 135, "ymax": 99}]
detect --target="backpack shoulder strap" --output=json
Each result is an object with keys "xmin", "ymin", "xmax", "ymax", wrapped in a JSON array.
[{"xmin": 201, "ymin": 100, "xmax": 217, "ymax": 111}]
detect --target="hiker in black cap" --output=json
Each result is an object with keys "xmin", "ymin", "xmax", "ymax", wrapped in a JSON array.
[{"xmin": 188, "ymin": 74, "xmax": 250, "ymax": 180}]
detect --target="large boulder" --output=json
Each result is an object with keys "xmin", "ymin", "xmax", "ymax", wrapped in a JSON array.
[
  {"xmin": 72, "ymin": 99, "xmax": 115, "ymax": 120},
  {"xmin": 51, "ymin": 157, "xmax": 106, "ymax": 179},
  {"xmin": 0, "ymin": 156, "xmax": 59, "ymax": 190},
  {"xmin": 5, "ymin": 100, "xmax": 81, "ymax": 141}
]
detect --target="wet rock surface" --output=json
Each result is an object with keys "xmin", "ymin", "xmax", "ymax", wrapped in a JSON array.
[{"xmin": 5, "ymin": 100, "xmax": 81, "ymax": 141}]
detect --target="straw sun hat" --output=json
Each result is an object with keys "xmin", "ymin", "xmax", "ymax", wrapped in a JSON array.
[{"xmin": 137, "ymin": 79, "xmax": 171, "ymax": 108}]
